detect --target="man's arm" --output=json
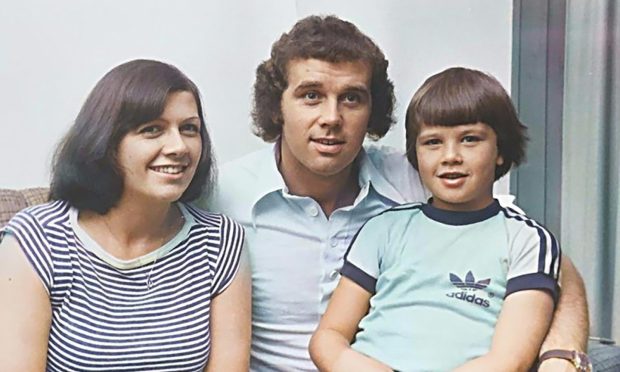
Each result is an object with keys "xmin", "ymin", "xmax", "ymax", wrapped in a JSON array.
[{"xmin": 538, "ymin": 256, "xmax": 589, "ymax": 371}]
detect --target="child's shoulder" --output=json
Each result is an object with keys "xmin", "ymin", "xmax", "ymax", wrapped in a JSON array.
[
  {"xmin": 368, "ymin": 202, "xmax": 425, "ymax": 225},
  {"xmin": 385, "ymin": 202, "xmax": 425, "ymax": 213}
]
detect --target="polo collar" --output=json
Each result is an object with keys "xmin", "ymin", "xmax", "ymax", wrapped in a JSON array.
[
  {"xmin": 357, "ymin": 147, "xmax": 410, "ymax": 204},
  {"xmin": 250, "ymin": 143, "xmax": 407, "ymax": 209}
]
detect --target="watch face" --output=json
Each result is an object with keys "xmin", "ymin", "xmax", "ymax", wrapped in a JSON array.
[{"xmin": 574, "ymin": 351, "xmax": 592, "ymax": 372}]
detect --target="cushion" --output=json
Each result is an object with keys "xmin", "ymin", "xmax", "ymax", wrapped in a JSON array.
[{"xmin": 0, "ymin": 187, "xmax": 49, "ymax": 227}]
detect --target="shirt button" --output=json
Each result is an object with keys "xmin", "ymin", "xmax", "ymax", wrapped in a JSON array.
[
  {"xmin": 308, "ymin": 206, "xmax": 319, "ymax": 217},
  {"xmin": 329, "ymin": 270, "xmax": 339, "ymax": 280},
  {"xmin": 330, "ymin": 239, "xmax": 338, "ymax": 247}
]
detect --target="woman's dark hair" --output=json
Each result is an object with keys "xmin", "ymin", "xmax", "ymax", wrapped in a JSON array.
[
  {"xmin": 405, "ymin": 67, "xmax": 528, "ymax": 180},
  {"xmin": 50, "ymin": 59, "xmax": 214, "ymax": 214},
  {"xmin": 252, "ymin": 15, "xmax": 395, "ymax": 142}
]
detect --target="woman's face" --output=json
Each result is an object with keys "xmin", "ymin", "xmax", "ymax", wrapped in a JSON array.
[{"xmin": 116, "ymin": 91, "xmax": 203, "ymax": 204}]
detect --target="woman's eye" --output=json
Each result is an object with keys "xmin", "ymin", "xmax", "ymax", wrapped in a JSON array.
[
  {"xmin": 139, "ymin": 125, "xmax": 161, "ymax": 135},
  {"xmin": 181, "ymin": 123, "xmax": 200, "ymax": 134}
]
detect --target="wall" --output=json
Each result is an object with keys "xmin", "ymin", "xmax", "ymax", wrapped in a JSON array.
[{"xmin": 0, "ymin": 0, "xmax": 512, "ymax": 191}]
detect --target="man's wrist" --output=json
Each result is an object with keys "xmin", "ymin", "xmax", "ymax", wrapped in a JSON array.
[
  {"xmin": 537, "ymin": 349, "xmax": 592, "ymax": 372},
  {"xmin": 537, "ymin": 357, "xmax": 578, "ymax": 372}
]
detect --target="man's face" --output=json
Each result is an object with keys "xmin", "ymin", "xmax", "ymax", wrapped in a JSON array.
[{"xmin": 279, "ymin": 58, "xmax": 372, "ymax": 182}]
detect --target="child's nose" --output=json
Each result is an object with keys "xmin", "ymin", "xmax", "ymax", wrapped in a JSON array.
[{"xmin": 441, "ymin": 143, "xmax": 463, "ymax": 164}]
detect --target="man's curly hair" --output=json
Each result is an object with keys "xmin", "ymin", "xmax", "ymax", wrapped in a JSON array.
[{"xmin": 252, "ymin": 15, "xmax": 395, "ymax": 142}]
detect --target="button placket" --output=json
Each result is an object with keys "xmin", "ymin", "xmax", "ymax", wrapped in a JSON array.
[{"xmin": 308, "ymin": 205, "xmax": 319, "ymax": 217}]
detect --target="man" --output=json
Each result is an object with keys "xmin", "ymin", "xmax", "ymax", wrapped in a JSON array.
[{"xmin": 203, "ymin": 15, "xmax": 591, "ymax": 371}]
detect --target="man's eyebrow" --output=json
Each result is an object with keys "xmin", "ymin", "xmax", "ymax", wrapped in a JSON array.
[
  {"xmin": 293, "ymin": 81, "xmax": 323, "ymax": 93},
  {"xmin": 344, "ymin": 85, "xmax": 370, "ymax": 95}
]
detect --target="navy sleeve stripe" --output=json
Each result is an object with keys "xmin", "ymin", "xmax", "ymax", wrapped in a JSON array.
[
  {"xmin": 505, "ymin": 272, "xmax": 559, "ymax": 304},
  {"xmin": 340, "ymin": 261, "xmax": 376, "ymax": 294}
]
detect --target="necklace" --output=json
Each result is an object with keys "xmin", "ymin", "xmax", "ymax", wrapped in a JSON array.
[
  {"xmin": 145, "ymin": 255, "xmax": 159, "ymax": 290},
  {"xmin": 97, "ymin": 207, "xmax": 185, "ymax": 290}
]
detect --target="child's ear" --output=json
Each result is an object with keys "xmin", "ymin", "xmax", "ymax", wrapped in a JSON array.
[{"xmin": 496, "ymin": 155, "xmax": 504, "ymax": 166}]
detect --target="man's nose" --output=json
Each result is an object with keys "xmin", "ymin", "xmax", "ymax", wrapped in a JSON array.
[{"xmin": 319, "ymin": 98, "xmax": 341, "ymax": 127}]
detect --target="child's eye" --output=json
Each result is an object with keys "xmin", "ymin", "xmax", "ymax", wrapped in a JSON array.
[
  {"xmin": 462, "ymin": 135, "xmax": 481, "ymax": 143},
  {"xmin": 422, "ymin": 138, "xmax": 441, "ymax": 146}
]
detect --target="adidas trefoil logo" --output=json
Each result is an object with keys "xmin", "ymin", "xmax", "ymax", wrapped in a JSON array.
[
  {"xmin": 449, "ymin": 271, "xmax": 490, "ymax": 291},
  {"xmin": 446, "ymin": 271, "xmax": 491, "ymax": 308}
]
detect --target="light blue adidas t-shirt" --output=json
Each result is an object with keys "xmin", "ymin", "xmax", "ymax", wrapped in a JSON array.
[{"xmin": 341, "ymin": 200, "xmax": 560, "ymax": 372}]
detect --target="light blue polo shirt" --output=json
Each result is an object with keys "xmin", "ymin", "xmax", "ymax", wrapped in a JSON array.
[
  {"xmin": 342, "ymin": 200, "xmax": 561, "ymax": 371},
  {"xmin": 201, "ymin": 145, "xmax": 428, "ymax": 372}
]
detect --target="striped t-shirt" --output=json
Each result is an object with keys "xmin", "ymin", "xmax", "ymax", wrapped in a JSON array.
[{"xmin": 3, "ymin": 200, "xmax": 244, "ymax": 371}]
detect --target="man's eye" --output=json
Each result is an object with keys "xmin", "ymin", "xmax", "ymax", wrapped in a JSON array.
[
  {"xmin": 343, "ymin": 93, "xmax": 361, "ymax": 103},
  {"xmin": 304, "ymin": 91, "xmax": 319, "ymax": 100}
]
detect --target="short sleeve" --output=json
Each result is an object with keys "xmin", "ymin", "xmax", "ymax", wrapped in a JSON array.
[
  {"xmin": 211, "ymin": 215, "xmax": 245, "ymax": 296},
  {"xmin": 340, "ymin": 214, "xmax": 389, "ymax": 294},
  {"xmin": 2, "ymin": 209, "xmax": 54, "ymax": 294},
  {"xmin": 506, "ymin": 217, "xmax": 561, "ymax": 302}
]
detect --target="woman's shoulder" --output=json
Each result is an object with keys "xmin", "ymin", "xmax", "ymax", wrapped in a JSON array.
[
  {"xmin": 6, "ymin": 200, "xmax": 71, "ymax": 230},
  {"xmin": 181, "ymin": 203, "xmax": 242, "ymax": 231}
]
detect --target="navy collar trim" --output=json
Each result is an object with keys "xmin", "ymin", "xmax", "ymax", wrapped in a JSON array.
[{"xmin": 421, "ymin": 199, "xmax": 501, "ymax": 225}]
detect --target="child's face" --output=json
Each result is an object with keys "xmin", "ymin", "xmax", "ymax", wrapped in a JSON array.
[{"xmin": 415, "ymin": 122, "xmax": 503, "ymax": 211}]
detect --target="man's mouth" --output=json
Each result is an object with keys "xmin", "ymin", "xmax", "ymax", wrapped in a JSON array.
[
  {"xmin": 310, "ymin": 137, "xmax": 346, "ymax": 155},
  {"xmin": 150, "ymin": 165, "xmax": 188, "ymax": 175},
  {"xmin": 311, "ymin": 138, "xmax": 345, "ymax": 145}
]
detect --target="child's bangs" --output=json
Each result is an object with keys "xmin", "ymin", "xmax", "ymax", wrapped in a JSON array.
[{"xmin": 414, "ymin": 86, "xmax": 487, "ymax": 127}]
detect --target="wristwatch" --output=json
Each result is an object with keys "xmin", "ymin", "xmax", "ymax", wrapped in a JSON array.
[{"xmin": 537, "ymin": 349, "xmax": 592, "ymax": 372}]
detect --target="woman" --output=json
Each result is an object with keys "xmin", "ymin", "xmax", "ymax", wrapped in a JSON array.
[{"xmin": 0, "ymin": 59, "xmax": 250, "ymax": 371}]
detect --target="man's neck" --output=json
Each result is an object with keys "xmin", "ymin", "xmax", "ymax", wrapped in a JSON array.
[{"xmin": 278, "ymin": 154, "xmax": 361, "ymax": 217}]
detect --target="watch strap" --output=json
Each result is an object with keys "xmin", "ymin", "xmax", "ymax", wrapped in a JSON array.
[{"xmin": 537, "ymin": 349, "xmax": 592, "ymax": 372}]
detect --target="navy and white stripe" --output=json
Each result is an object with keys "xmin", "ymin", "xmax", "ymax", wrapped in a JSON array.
[
  {"xmin": 3, "ymin": 200, "xmax": 244, "ymax": 372},
  {"xmin": 500, "ymin": 205, "xmax": 561, "ymax": 299},
  {"xmin": 341, "ymin": 202, "xmax": 424, "ymax": 294}
]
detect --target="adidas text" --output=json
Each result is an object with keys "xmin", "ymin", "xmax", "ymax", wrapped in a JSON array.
[{"xmin": 446, "ymin": 291, "xmax": 490, "ymax": 308}]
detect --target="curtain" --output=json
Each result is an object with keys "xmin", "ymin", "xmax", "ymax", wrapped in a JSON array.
[{"xmin": 562, "ymin": 0, "xmax": 619, "ymax": 341}]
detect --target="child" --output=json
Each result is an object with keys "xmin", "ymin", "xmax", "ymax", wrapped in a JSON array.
[{"xmin": 309, "ymin": 67, "xmax": 561, "ymax": 371}]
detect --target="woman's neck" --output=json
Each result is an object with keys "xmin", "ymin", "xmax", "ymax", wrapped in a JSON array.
[{"xmin": 78, "ymin": 196, "xmax": 183, "ymax": 260}]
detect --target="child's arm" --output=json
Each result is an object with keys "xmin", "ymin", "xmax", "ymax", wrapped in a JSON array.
[
  {"xmin": 453, "ymin": 289, "xmax": 554, "ymax": 372},
  {"xmin": 309, "ymin": 276, "xmax": 393, "ymax": 372}
]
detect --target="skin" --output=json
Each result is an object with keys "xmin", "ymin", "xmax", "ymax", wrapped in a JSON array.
[
  {"xmin": 0, "ymin": 91, "xmax": 250, "ymax": 371},
  {"xmin": 310, "ymin": 122, "xmax": 555, "ymax": 371},
  {"xmin": 279, "ymin": 58, "xmax": 372, "ymax": 216},
  {"xmin": 0, "ymin": 235, "xmax": 51, "ymax": 371}
]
